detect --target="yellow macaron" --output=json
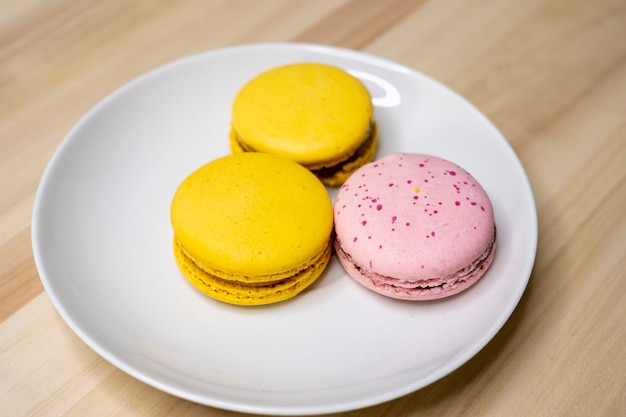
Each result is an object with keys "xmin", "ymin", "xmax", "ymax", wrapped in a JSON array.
[
  {"xmin": 230, "ymin": 62, "xmax": 378, "ymax": 187},
  {"xmin": 170, "ymin": 152, "xmax": 333, "ymax": 305}
]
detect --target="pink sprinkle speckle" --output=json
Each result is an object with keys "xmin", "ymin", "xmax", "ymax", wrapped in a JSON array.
[
  {"xmin": 481, "ymin": 206, "xmax": 485, "ymax": 211},
  {"xmin": 361, "ymin": 220, "xmax": 367, "ymax": 225},
  {"xmin": 392, "ymin": 216, "xmax": 397, "ymax": 223},
  {"xmin": 455, "ymin": 201, "xmax": 461, "ymax": 206},
  {"xmin": 376, "ymin": 204, "xmax": 383, "ymax": 211},
  {"xmin": 431, "ymin": 231, "xmax": 436, "ymax": 237},
  {"xmin": 449, "ymin": 171, "xmax": 457, "ymax": 176},
  {"xmin": 419, "ymin": 163, "xmax": 424, "ymax": 167},
  {"xmin": 372, "ymin": 198, "xmax": 377, "ymax": 203},
  {"xmin": 379, "ymin": 245, "xmax": 383, "ymax": 249},
  {"xmin": 353, "ymin": 237, "xmax": 358, "ymax": 242},
  {"xmin": 406, "ymin": 222, "xmax": 411, "ymax": 226},
  {"xmin": 388, "ymin": 183, "xmax": 394, "ymax": 187},
  {"xmin": 413, "ymin": 195, "xmax": 419, "ymax": 200},
  {"xmin": 407, "ymin": 180, "xmax": 412, "ymax": 184}
]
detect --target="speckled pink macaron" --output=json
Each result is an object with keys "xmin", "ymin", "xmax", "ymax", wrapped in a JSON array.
[{"xmin": 333, "ymin": 153, "xmax": 496, "ymax": 300}]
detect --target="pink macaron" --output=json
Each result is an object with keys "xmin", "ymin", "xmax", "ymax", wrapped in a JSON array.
[{"xmin": 333, "ymin": 153, "xmax": 496, "ymax": 300}]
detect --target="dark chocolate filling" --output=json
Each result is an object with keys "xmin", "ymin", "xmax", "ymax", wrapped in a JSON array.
[
  {"xmin": 312, "ymin": 124, "xmax": 376, "ymax": 180},
  {"xmin": 234, "ymin": 123, "xmax": 376, "ymax": 180}
]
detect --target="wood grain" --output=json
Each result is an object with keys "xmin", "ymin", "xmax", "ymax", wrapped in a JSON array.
[{"xmin": 1, "ymin": 0, "xmax": 625, "ymax": 416}]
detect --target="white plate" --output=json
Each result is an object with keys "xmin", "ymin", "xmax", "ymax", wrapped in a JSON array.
[{"xmin": 32, "ymin": 43, "xmax": 537, "ymax": 415}]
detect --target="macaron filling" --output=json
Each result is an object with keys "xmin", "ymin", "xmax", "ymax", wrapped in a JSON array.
[
  {"xmin": 310, "ymin": 124, "xmax": 378, "ymax": 181},
  {"xmin": 174, "ymin": 239, "xmax": 331, "ymax": 305},
  {"xmin": 334, "ymin": 228, "xmax": 495, "ymax": 299},
  {"xmin": 231, "ymin": 122, "xmax": 378, "ymax": 184},
  {"xmin": 175, "ymin": 237, "xmax": 331, "ymax": 284}
]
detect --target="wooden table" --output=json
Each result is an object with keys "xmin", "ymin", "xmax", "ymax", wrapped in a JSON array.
[{"xmin": 2, "ymin": 0, "xmax": 625, "ymax": 415}]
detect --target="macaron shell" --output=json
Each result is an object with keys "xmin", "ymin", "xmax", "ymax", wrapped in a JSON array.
[
  {"xmin": 231, "ymin": 63, "xmax": 374, "ymax": 170},
  {"xmin": 171, "ymin": 153, "xmax": 333, "ymax": 280},
  {"xmin": 334, "ymin": 153, "xmax": 495, "ymax": 282}
]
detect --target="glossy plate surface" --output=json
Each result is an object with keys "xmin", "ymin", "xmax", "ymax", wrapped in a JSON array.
[{"xmin": 32, "ymin": 43, "xmax": 537, "ymax": 415}]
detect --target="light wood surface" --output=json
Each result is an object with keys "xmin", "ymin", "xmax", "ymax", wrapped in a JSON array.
[{"xmin": 1, "ymin": 0, "xmax": 625, "ymax": 415}]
